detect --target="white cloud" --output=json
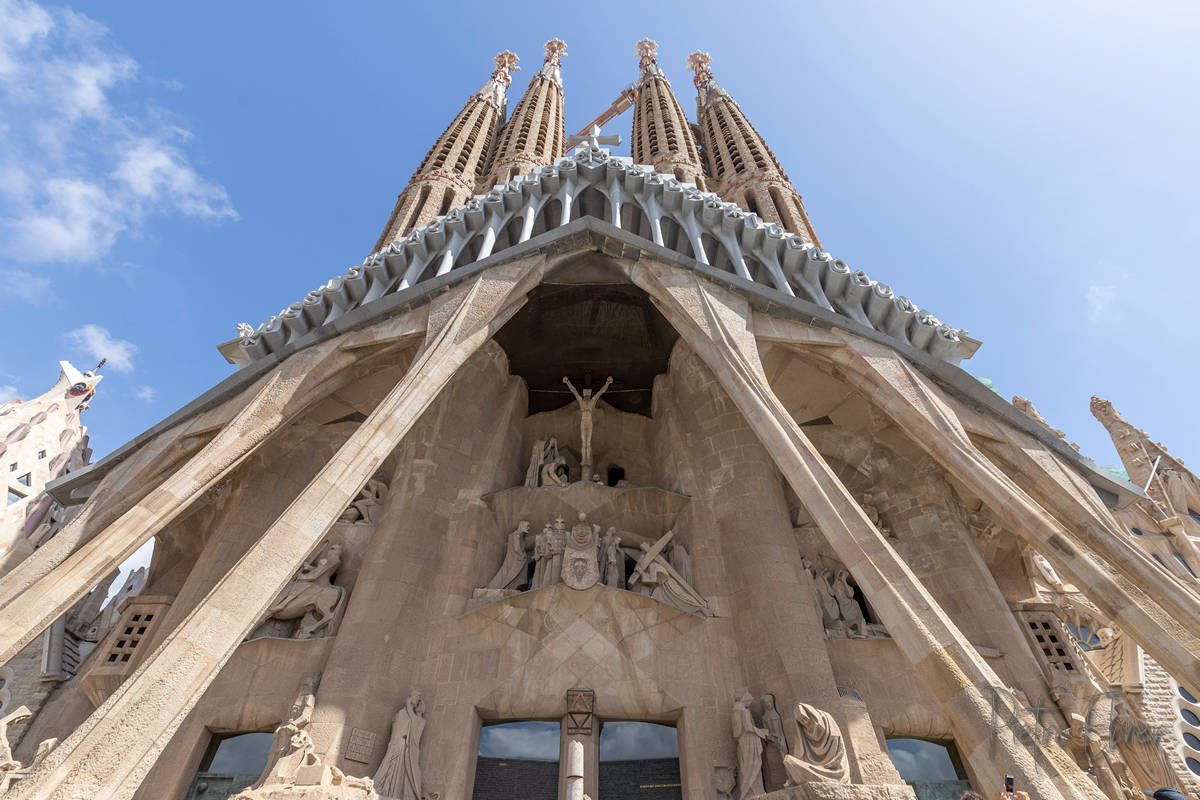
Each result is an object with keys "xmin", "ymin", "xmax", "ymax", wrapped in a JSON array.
[
  {"xmin": 0, "ymin": 385, "xmax": 18, "ymax": 403},
  {"xmin": 2, "ymin": 267, "xmax": 52, "ymax": 304},
  {"xmin": 0, "ymin": 0, "xmax": 235, "ymax": 265},
  {"xmin": 479, "ymin": 722, "xmax": 560, "ymax": 761},
  {"xmin": 1085, "ymin": 284, "xmax": 1117, "ymax": 319},
  {"xmin": 134, "ymin": 384, "xmax": 156, "ymax": 402},
  {"xmin": 65, "ymin": 323, "xmax": 136, "ymax": 372}
]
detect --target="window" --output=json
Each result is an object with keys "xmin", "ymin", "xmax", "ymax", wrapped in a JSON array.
[
  {"xmin": 886, "ymin": 737, "xmax": 968, "ymax": 784},
  {"xmin": 37, "ymin": 450, "xmax": 45, "ymax": 460},
  {"xmin": 104, "ymin": 611, "xmax": 156, "ymax": 664},
  {"xmin": 1182, "ymin": 708, "xmax": 1200, "ymax": 727},
  {"xmin": 1176, "ymin": 554, "xmax": 1198, "ymax": 578},
  {"xmin": 1188, "ymin": 757, "xmax": 1200, "ymax": 777},
  {"xmin": 1186, "ymin": 733, "xmax": 1200, "ymax": 751},
  {"xmin": 1189, "ymin": 509, "xmax": 1200, "ymax": 525},
  {"xmin": 1066, "ymin": 623, "xmax": 1104, "ymax": 651},
  {"xmin": 473, "ymin": 721, "xmax": 559, "ymax": 800},
  {"xmin": 7, "ymin": 463, "xmax": 14, "ymax": 472},
  {"xmin": 600, "ymin": 722, "xmax": 681, "ymax": 800},
  {"xmin": 1131, "ymin": 527, "xmax": 1144, "ymax": 536},
  {"xmin": 1025, "ymin": 618, "xmax": 1075, "ymax": 671},
  {"xmin": 1153, "ymin": 554, "xmax": 1168, "ymax": 569},
  {"xmin": 1181, "ymin": 686, "xmax": 1198, "ymax": 703},
  {"xmin": 6, "ymin": 489, "xmax": 24, "ymax": 506},
  {"xmin": 16, "ymin": 473, "xmax": 30, "ymax": 487},
  {"xmin": 187, "ymin": 731, "xmax": 275, "ymax": 798}
]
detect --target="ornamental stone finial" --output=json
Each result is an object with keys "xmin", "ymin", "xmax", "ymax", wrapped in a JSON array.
[
  {"xmin": 636, "ymin": 38, "xmax": 658, "ymax": 65},
  {"xmin": 491, "ymin": 50, "xmax": 520, "ymax": 86},
  {"xmin": 685, "ymin": 50, "xmax": 712, "ymax": 86},
  {"xmin": 543, "ymin": 38, "xmax": 567, "ymax": 67}
]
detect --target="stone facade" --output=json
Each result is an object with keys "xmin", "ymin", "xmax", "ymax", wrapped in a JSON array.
[{"xmin": 1, "ymin": 41, "xmax": 1198, "ymax": 800}]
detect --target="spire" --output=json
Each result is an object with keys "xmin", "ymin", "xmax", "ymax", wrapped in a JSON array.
[
  {"xmin": 688, "ymin": 51, "xmax": 821, "ymax": 246},
  {"xmin": 484, "ymin": 40, "xmax": 567, "ymax": 189},
  {"xmin": 1091, "ymin": 397, "xmax": 1200, "ymax": 522},
  {"xmin": 630, "ymin": 38, "xmax": 707, "ymax": 190},
  {"xmin": 373, "ymin": 51, "xmax": 515, "ymax": 252}
]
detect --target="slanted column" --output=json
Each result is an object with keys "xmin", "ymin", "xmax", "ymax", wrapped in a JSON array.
[
  {"xmin": 0, "ymin": 333, "xmax": 378, "ymax": 668},
  {"xmin": 811, "ymin": 331, "xmax": 1200, "ymax": 690},
  {"xmin": 630, "ymin": 258, "xmax": 1100, "ymax": 800},
  {"xmin": 8, "ymin": 257, "xmax": 544, "ymax": 800}
]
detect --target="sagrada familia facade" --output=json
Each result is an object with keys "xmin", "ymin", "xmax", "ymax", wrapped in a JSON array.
[{"xmin": 2, "ymin": 38, "xmax": 1200, "ymax": 800}]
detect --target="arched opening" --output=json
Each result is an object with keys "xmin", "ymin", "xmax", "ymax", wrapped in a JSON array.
[
  {"xmin": 768, "ymin": 186, "xmax": 794, "ymax": 231},
  {"xmin": 492, "ymin": 214, "xmax": 525, "ymax": 253},
  {"xmin": 452, "ymin": 230, "xmax": 486, "ymax": 269},
  {"xmin": 607, "ymin": 465, "xmax": 625, "ymax": 487},
  {"xmin": 438, "ymin": 188, "xmax": 455, "ymax": 218},
  {"xmin": 473, "ymin": 721, "xmax": 560, "ymax": 800},
  {"xmin": 673, "ymin": 167, "xmax": 687, "ymax": 183},
  {"xmin": 575, "ymin": 186, "xmax": 612, "ymax": 224},
  {"xmin": 620, "ymin": 202, "xmax": 652, "ymax": 241},
  {"xmin": 743, "ymin": 191, "xmax": 760, "ymax": 217},
  {"xmin": 658, "ymin": 216, "xmax": 693, "ymax": 260},
  {"xmin": 529, "ymin": 199, "xmax": 562, "ymax": 239}
]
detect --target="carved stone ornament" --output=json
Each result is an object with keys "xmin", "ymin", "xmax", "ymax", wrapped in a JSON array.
[
  {"xmin": 782, "ymin": 702, "xmax": 850, "ymax": 785},
  {"xmin": 338, "ymin": 479, "xmax": 388, "ymax": 525},
  {"xmin": 0, "ymin": 705, "xmax": 57, "ymax": 793},
  {"xmin": 263, "ymin": 541, "xmax": 347, "ymax": 639},
  {"xmin": 562, "ymin": 512, "xmax": 601, "ymax": 590},
  {"xmin": 731, "ymin": 690, "xmax": 769, "ymax": 800}
]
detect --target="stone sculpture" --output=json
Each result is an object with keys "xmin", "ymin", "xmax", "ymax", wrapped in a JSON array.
[
  {"xmin": 832, "ymin": 569, "xmax": 867, "ymax": 638},
  {"xmin": 1027, "ymin": 547, "xmax": 1067, "ymax": 593},
  {"xmin": 600, "ymin": 527, "xmax": 625, "ymax": 589},
  {"xmin": 713, "ymin": 763, "xmax": 736, "ymax": 800},
  {"xmin": 532, "ymin": 524, "xmax": 551, "ymax": 589},
  {"xmin": 257, "ymin": 675, "xmax": 320, "ymax": 786},
  {"xmin": 0, "ymin": 705, "xmax": 32, "ymax": 792},
  {"xmin": 759, "ymin": 694, "xmax": 789, "ymax": 791},
  {"xmin": 338, "ymin": 480, "xmax": 388, "ymax": 524},
  {"xmin": 542, "ymin": 517, "xmax": 567, "ymax": 587},
  {"xmin": 859, "ymin": 493, "xmax": 891, "ymax": 538},
  {"xmin": 485, "ymin": 521, "xmax": 531, "ymax": 590},
  {"xmin": 731, "ymin": 690, "xmax": 769, "ymax": 800},
  {"xmin": 562, "ymin": 512, "xmax": 601, "ymax": 590},
  {"xmin": 525, "ymin": 437, "xmax": 560, "ymax": 488},
  {"xmin": 265, "ymin": 541, "xmax": 346, "ymax": 639},
  {"xmin": 629, "ymin": 531, "xmax": 714, "ymax": 616},
  {"xmin": 783, "ymin": 702, "xmax": 850, "ymax": 785},
  {"xmin": 1110, "ymin": 700, "xmax": 1181, "ymax": 792},
  {"xmin": 375, "ymin": 690, "xmax": 426, "ymax": 800},
  {"xmin": 563, "ymin": 375, "xmax": 613, "ymax": 480},
  {"xmin": 541, "ymin": 455, "xmax": 569, "ymax": 488}
]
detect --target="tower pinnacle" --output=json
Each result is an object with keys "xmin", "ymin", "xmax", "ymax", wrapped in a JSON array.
[
  {"xmin": 689, "ymin": 50, "xmax": 820, "ymax": 245},
  {"xmin": 476, "ymin": 50, "xmax": 520, "ymax": 109},
  {"xmin": 630, "ymin": 38, "xmax": 706, "ymax": 189},
  {"xmin": 373, "ymin": 51, "xmax": 513, "ymax": 250},
  {"xmin": 483, "ymin": 40, "xmax": 568, "ymax": 189}
]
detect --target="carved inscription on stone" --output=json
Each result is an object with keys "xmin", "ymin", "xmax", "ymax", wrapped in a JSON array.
[{"xmin": 345, "ymin": 727, "xmax": 379, "ymax": 764}]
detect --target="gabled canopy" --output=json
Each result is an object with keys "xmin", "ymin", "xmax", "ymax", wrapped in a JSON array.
[{"xmin": 230, "ymin": 145, "xmax": 978, "ymax": 365}]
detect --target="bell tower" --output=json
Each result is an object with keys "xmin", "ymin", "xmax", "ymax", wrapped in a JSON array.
[
  {"xmin": 631, "ymin": 39, "xmax": 706, "ymax": 190},
  {"xmin": 373, "ymin": 51, "xmax": 517, "ymax": 251},
  {"xmin": 483, "ymin": 39, "xmax": 567, "ymax": 190},
  {"xmin": 688, "ymin": 51, "xmax": 820, "ymax": 246}
]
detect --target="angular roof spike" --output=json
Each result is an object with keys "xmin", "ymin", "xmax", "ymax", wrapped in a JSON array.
[
  {"xmin": 538, "ymin": 39, "xmax": 567, "ymax": 86},
  {"xmin": 686, "ymin": 50, "xmax": 727, "ymax": 106}
]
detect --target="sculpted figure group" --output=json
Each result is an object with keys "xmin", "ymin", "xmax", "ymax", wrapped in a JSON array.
[
  {"xmin": 480, "ymin": 516, "xmax": 712, "ymax": 615},
  {"xmin": 803, "ymin": 557, "xmax": 887, "ymax": 640},
  {"xmin": 731, "ymin": 693, "xmax": 848, "ymax": 800}
]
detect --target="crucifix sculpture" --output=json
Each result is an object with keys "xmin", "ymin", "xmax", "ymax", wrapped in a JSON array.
[
  {"xmin": 566, "ymin": 124, "xmax": 621, "ymax": 151},
  {"xmin": 563, "ymin": 375, "xmax": 613, "ymax": 481}
]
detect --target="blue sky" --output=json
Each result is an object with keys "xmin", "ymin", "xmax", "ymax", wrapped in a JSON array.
[{"xmin": 2, "ymin": 0, "xmax": 1198, "ymax": 474}]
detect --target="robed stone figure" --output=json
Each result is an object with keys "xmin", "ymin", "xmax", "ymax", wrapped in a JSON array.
[
  {"xmin": 732, "ymin": 690, "xmax": 769, "ymax": 800},
  {"xmin": 375, "ymin": 691, "xmax": 426, "ymax": 800}
]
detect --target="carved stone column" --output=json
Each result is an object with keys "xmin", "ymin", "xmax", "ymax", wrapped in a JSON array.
[
  {"xmin": 7, "ymin": 257, "xmax": 544, "ymax": 800},
  {"xmin": 0, "ymin": 317, "xmax": 420, "ymax": 668},
  {"xmin": 807, "ymin": 331, "xmax": 1200, "ymax": 691},
  {"xmin": 631, "ymin": 258, "xmax": 1101, "ymax": 800},
  {"xmin": 559, "ymin": 689, "xmax": 597, "ymax": 800}
]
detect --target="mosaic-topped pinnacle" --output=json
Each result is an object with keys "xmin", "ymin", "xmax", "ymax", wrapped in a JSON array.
[
  {"xmin": 685, "ymin": 51, "xmax": 712, "ymax": 86},
  {"xmin": 636, "ymin": 38, "xmax": 658, "ymax": 66},
  {"xmin": 476, "ymin": 50, "xmax": 520, "ymax": 108},
  {"xmin": 543, "ymin": 38, "xmax": 567, "ymax": 67}
]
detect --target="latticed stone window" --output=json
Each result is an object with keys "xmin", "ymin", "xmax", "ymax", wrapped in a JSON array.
[
  {"xmin": 106, "ymin": 610, "xmax": 155, "ymax": 664},
  {"xmin": 1018, "ymin": 612, "xmax": 1083, "ymax": 674}
]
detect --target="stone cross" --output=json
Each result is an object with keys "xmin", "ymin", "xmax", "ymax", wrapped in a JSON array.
[{"xmin": 567, "ymin": 124, "xmax": 620, "ymax": 151}]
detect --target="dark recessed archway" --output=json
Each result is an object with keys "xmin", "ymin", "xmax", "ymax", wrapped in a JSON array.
[{"xmin": 492, "ymin": 280, "xmax": 678, "ymax": 417}]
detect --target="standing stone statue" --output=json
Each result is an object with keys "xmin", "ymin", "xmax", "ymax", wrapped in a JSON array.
[
  {"xmin": 375, "ymin": 691, "xmax": 426, "ymax": 800},
  {"xmin": 257, "ymin": 674, "xmax": 320, "ymax": 786},
  {"xmin": 543, "ymin": 517, "xmax": 568, "ymax": 586},
  {"xmin": 525, "ymin": 437, "xmax": 560, "ymax": 487},
  {"xmin": 832, "ymin": 570, "xmax": 867, "ymax": 638},
  {"xmin": 1111, "ymin": 700, "xmax": 1181, "ymax": 792},
  {"xmin": 562, "ymin": 512, "xmax": 601, "ymax": 590},
  {"xmin": 759, "ymin": 694, "xmax": 789, "ymax": 791},
  {"xmin": 783, "ymin": 702, "xmax": 850, "ymax": 785},
  {"xmin": 266, "ymin": 542, "xmax": 346, "ymax": 639},
  {"xmin": 814, "ymin": 569, "xmax": 843, "ymax": 635},
  {"xmin": 533, "ymin": 524, "xmax": 552, "ymax": 589},
  {"xmin": 731, "ymin": 690, "xmax": 769, "ymax": 800},
  {"xmin": 485, "ymin": 521, "xmax": 531, "ymax": 590},
  {"xmin": 563, "ymin": 375, "xmax": 613, "ymax": 480},
  {"xmin": 601, "ymin": 527, "xmax": 625, "ymax": 589}
]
